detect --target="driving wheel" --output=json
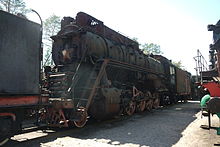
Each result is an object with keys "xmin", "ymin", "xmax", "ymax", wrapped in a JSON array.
[{"xmin": 125, "ymin": 101, "xmax": 136, "ymax": 115}]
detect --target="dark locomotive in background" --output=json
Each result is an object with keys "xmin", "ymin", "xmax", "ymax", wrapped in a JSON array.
[{"xmin": 0, "ymin": 11, "xmax": 192, "ymax": 145}]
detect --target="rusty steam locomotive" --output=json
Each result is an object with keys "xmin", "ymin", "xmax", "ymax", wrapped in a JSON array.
[
  {"xmin": 45, "ymin": 12, "xmax": 192, "ymax": 127},
  {"xmin": 0, "ymin": 11, "xmax": 191, "ymax": 144}
]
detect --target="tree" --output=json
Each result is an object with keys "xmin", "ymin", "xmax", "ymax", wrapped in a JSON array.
[
  {"xmin": 0, "ymin": 0, "xmax": 29, "ymax": 14},
  {"xmin": 132, "ymin": 37, "xmax": 138, "ymax": 42},
  {"xmin": 141, "ymin": 43, "xmax": 163, "ymax": 55},
  {"xmin": 172, "ymin": 60, "xmax": 185, "ymax": 69},
  {"xmin": 43, "ymin": 14, "xmax": 61, "ymax": 66}
]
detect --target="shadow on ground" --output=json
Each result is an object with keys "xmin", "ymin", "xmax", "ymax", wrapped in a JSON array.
[{"xmin": 5, "ymin": 101, "xmax": 200, "ymax": 147}]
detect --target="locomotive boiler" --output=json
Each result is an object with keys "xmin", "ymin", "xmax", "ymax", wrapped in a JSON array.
[{"xmin": 45, "ymin": 12, "xmax": 167, "ymax": 127}]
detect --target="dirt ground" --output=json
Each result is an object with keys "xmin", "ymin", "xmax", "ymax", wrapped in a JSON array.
[
  {"xmin": 5, "ymin": 101, "xmax": 220, "ymax": 147},
  {"xmin": 173, "ymin": 104, "xmax": 220, "ymax": 147}
]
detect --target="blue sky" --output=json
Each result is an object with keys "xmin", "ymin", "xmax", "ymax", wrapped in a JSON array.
[{"xmin": 25, "ymin": 0, "xmax": 220, "ymax": 74}]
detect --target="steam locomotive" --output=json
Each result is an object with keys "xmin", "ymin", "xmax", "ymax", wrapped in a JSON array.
[
  {"xmin": 45, "ymin": 12, "xmax": 191, "ymax": 127},
  {"xmin": 0, "ymin": 11, "xmax": 191, "ymax": 144}
]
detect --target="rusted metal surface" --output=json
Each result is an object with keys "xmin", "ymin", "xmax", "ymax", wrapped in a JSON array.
[
  {"xmin": 74, "ymin": 107, "xmax": 88, "ymax": 128},
  {"xmin": 86, "ymin": 59, "xmax": 108, "ymax": 109},
  {"xmin": 74, "ymin": 12, "xmax": 139, "ymax": 50},
  {"xmin": 145, "ymin": 99, "xmax": 153, "ymax": 111},
  {"xmin": 47, "ymin": 108, "xmax": 68, "ymax": 127},
  {"xmin": 89, "ymin": 86, "xmax": 121, "ymax": 120},
  {"xmin": 46, "ymin": 12, "xmax": 193, "ymax": 127},
  {"xmin": 175, "ymin": 68, "xmax": 191, "ymax": 95},
  {"xmin": 0, "ymin": 96, "xmax": 48, "ymax": 107},
  {"xmin": 137, "ymin": 100, "xmax": 146, "ymax": 112},
  {"xmin": 50, "ymin": 99, "xmax": 74, "ymax": 109},
  {"xmin": 51, "ymin": 13, "xmax": 164, "ymax": 76},
  {"xmin": 153, "ymin": 98, "xmax": 160, "ymax": 109},
  {"xmin": 0, "ymin": 10, "xmax": 41, "ymax": 95},
  {"xmin": 125, "ymin": 101, "xmax": 136, "ymax": 116}
]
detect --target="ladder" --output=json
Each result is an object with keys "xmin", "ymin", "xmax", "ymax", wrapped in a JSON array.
[
  {"xmin": 68, "ymin": 59, "xmax": 109, "ymax": 110},
  {"xmin": 194, "ymin": 49, "xmax": 209, "ymax": 83}
]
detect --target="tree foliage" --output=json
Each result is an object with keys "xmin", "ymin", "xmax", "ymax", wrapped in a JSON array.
[
  {"xmin": 141, "ymin": 43, "xmax": 163, "ymax": 55},
  {"xmin": 0, "ymin": 0, "xmax": 29, "ymax": 14},
  {"xmin": 43, "ymin": 14, "xmax": 61, "ymax": 66},
  {"xmin": 132, "ymin": 37, "xmax": 138, "ymax": 42},
  {"xmin": 172, "ymin": 60, "xmax": 185, "ymax": 69}
]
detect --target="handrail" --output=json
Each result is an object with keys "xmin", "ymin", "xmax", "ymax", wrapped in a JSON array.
[{"xmin": 194, "ymin": 49, "xmax": 208, "ymax": 83}]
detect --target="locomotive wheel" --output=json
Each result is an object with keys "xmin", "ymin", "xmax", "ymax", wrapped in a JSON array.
[
  {"xmin": 137, "ymin": 100, "xmax": 146, "ymax": 112},
  {"xmin": 145, "ymin": 99, "xmax": 153, "ymax": 111},
  {"xmin": 153, "ymin": 98, "xmax": 160, "ymax": 109},
  {"xmin": 125, "ymin": 101, "xmax": 136, "ymax": 116},
  {"xmin": 74, "ymin": 108, "xmax": 88, "ymax": 128}
]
